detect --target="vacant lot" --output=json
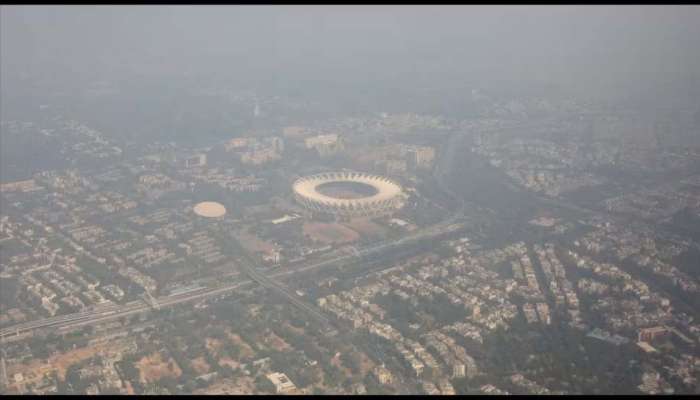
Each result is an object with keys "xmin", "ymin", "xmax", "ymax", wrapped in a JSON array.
[
  {"xmin": 195, "ymin": 377, "xmax": 256, "ymax": 395},
  {"xmin": 218, "ymin": 356, "xmax": 241, "ymax": 370},
  {"xmin": 205, "ymin": 337, "xmax": 224, "ymax": 357},
  {"xmin": 226, "ymin": 331, "xmax": 256, "ymax": 360},
  {"xmin": 264, "ymin": 330, "xmax": 292, "ymax": 352},
  {"xmin": 343, "ymin": 218, "xmax": 387, "ymax": 238},
  {"xmin": 7, "ymin": 340, "xmax": 111, "ymax": 389},
  {"xmin": 136, "ymin": 352, "xmax": 182, "ymax": 384},
  {"xmin": 357, "ymin": 351, "xmax": 376, "ymax": 376},
  {"xmin": 190, "ymin": 356, "xmax": 211, "ymax": 375},
  {"xmin": 237, "ymin": 231, "xmax": 276, "ymax": 253},
  {"xmin": 303, "ymin": 222, "xmax": 359, "ymax": 244}
]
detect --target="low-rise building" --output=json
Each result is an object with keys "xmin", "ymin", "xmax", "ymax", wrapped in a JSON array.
[{"xmin": 266, "ymin": 372, "xmax": 296, "ymax": 394}]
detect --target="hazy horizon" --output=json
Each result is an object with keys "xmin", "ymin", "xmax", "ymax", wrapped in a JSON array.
[{"xmin": 3, "ymin": 5, "xmax": 700, "ymax": 106}]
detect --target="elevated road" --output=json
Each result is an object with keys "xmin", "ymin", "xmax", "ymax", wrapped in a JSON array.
[
  {"xmin": 1, "ymin": 127, "xmax": 470, "ymax": 341},
  {"xmin": 240, "ymin": 261, "xmax": 335, "ymax": 334},
  {"xmin": 0, "ymin": 280, "xmax": 253, "ymax": 339},
  {"xmin": 0, "ymin": 216, "xmax": 465, "ymax": 340},
  {"xmin": 230, "ymin": 231, "xmax": 343, "ymax": 335}
]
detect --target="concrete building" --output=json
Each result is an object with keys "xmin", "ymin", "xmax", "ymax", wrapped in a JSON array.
[
  {"xmin": 266, "ymin": 372, "xmax": 297, "ymax": 394},
  {"xmin": 404, "ymin": 145, "xmax": 436, "ymax": 169},
  {"xmin": 185, "ymin": 154, "xmax": 207, "ymax": 168},
  {"xmin": 638, "ymin": 326, "xmax": 670, "ymax": 343},
  {"xmin": 373, "ymin": 365, "xmax": 393, "ymax": 385},
  {"xmin": 305, "ymin": 134, "xmax": 344, "ymax": 157}
]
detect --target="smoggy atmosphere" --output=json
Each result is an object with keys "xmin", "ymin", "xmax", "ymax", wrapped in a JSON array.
[{"xmin": 1, "ymin": 5, "xmax": 700, "ymax": 396}]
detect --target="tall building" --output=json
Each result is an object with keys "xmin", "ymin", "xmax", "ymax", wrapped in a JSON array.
[
  {"xmin": 270, "ymin": 136, "xmax": 285, "ymax": 153},
  {"xmin": 254, "ymin": 98, "xmax": 261, "ymax": 118},
  {"xmin": 305, "ymin": 134, "xmax": 344, "ymax": 157},
  {"xmin": 404, "ymin": 145, "xmax": 436, "ymax": 170},
  {"xmin": 184, "ymin": 153, "xmax": 207, "ymax": 168}
]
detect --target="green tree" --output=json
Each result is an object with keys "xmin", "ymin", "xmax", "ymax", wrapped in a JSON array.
[{"xmin": 254, "ymin": 375, "xmax": 275, "ymax": 393}]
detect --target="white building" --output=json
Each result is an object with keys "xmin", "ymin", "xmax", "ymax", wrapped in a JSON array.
[{"xmin": 266, "ymin": 372, "xmax": 297, "ymax": 394}]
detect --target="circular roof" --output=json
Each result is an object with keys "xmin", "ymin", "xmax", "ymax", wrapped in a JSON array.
[
  {"xmin": 193, "ymin": 201, "xmax": 227, "ymax": 218},
  {"xmin": 293, "ymin": 172, "xmax": 402, "ymax": 207}
]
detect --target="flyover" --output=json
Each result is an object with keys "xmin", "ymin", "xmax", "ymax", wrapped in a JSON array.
[{"xmin": 0, "ymin": 217, "xmax": 466, "ymax": 340}]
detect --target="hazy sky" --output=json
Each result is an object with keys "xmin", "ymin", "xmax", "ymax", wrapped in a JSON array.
[{"xmin": 2, "ymin": 5, "xmax": 700, "ymax": 103}]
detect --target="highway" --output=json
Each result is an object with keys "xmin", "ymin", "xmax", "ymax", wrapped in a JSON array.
[
  {"xmin": 229, "ymin": 216, "xmax": 466, "ymax": 334},
  {"xmin": 0, "ymin": 216, "xmax": 466, "ymax": 340},
  {"xmin": 238, "ymin": 256, "xmax": 335, "ymax": 333},
  {"xmin": 226, "ymin": 228, "xmax": 336, "ymax": 334},
  {"xmin": 0, "ymin": 280, "xmax": 252, "ymax": 339},
  {"xmin": 0, "ymin": 127, "xmax": 471, "ymax": 341}
]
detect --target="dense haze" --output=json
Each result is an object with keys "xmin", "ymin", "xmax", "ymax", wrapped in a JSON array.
[
  {"xmin": 3, "ymin": 5, "xmax": 700, "ymax": 106},
  {"xmin": 4, "ymin": 6, "xmax": 700, "ymax": 396}
]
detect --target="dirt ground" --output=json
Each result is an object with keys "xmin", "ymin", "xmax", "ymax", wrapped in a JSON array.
[
  {"xmin": 190, "ymin": 356, "xmax": 211, "ymax": 375},
  {"xmin": 218, "ymin": 356, "xmax": 241, "ymax": 370},
  {"xmin": 264, "ymin": 331, "xmax": 293, "ymax": 352},
  {"xmin": 225, "ymin": 331, "xmax": 255, "ymax": 359},
  {"xmin": 205, "ymin": 337, "xmax": 224, "ymax": 357},
  {"xmin": 283, "ymin": 322, "xmax": 305, "ymax": 336},
  {"xmin": 357, "ymin": 351, "xmax": 376, "ymax": 376},
  {"xmin": 6, "ymin": 340, "xmax": 109, "ymax": 389},
  {"xmin": 236, "ymin": 231, "xmax": 276, "ymax": 253},
  {"xmin": 124, "ymin": 381, "xmax": 135, "ymax": 395},
  {"xmin": 330, "ymin": 352, "xmax": 354, "ymax": 379},
  {"xmin": 303, "ymin": 222, "xmax": 359, "ymax": 244},
  {"xmin": 136, "ymin": 352, "xmax": 182, "ymax": 384},
  {"xmin": 342, "ymin": 218, "xmax": 387, "ymax": 238},
  {"xmin": 195, "ymin": 377, "xmax": 256, "ymax": 395}
]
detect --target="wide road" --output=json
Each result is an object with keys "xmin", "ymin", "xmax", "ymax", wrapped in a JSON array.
[
  {"xmin": 0, "ymin": 280, "xmax": 255, "ymax": 339},
  {"xmin": 1, "ymin": 122, "xmax": 473, "ymax": 340},
  {"xmin": 0, "ymin": 217, "xmax": 466, "ymax": 339}
]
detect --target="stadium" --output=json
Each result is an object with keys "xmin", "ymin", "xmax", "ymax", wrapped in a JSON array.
[{"xmin": 293, "ymin": 172, "xmax": 404, "ymax": 219}]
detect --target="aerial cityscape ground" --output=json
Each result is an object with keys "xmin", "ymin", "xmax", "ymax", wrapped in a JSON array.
[{"xmin": 2, "ymin": 4, "xmax": 700, "ymax": 396}]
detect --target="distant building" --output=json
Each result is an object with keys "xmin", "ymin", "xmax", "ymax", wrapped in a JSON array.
[
  {"xmin": 240, "ymin": 148, "xmax": 280, "ymax": 165},
  {"xmin": 185, "ymin": 154, "xmax": 207, "ymax": 168},
  {"xmin": 451, "ymin": 362, "xmax": 466, "ymax": 379},
  {"xmin": 638, "ymin": 326, "xmax": 670, "ymax": 343},
  {"xmin": 270, "ymin": 137, "xmax": 285, "ymax": 153},
  {"xmin": 305, "ymin": 134, "xmax": 344, "ymax": 157},
  {"xmin": 535, "ymin": 302, "xmax": 551, "ymax": 325},
  {"xmin": 262, "ymin": 249, "xmax": 281, "ymax": 265},
  {"xmin": 636, "ymin": 341, "xmax": 659, "ymax": 353},
  {"xmin": 225, "ymin": 137, "xmax": 253, "ymax": 151},
  {"xmin": 0, "ymin": 180, "xmax": 43, "ymax": 193},
  {"xmin": 282, "ymin": 126, "xmax": 308, "ymax": 138},
  {"xmin": 253, "ymin": 98, "xmax": 261, "ymax": 118},
  {"xmin": 373, "ymin": 365, "xmax": 393, "ymax": 385},
  {"xmin": 266, "ymin": 372, "xmax": 296, "ymax": 394},
  {"xmin": 305, "ymin": 134, "xmax": 337, "ymax": 149},
  {"xmin": 404, "ymin": 145, "xmax": 436, "ymax": 170},
  {"xmin": 480, "ymin": 384, "xmax": 510, "ymax": 395},
  {"xmin": 586, "ymin": 328, "xmax": 630, "ymax": 346}
]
